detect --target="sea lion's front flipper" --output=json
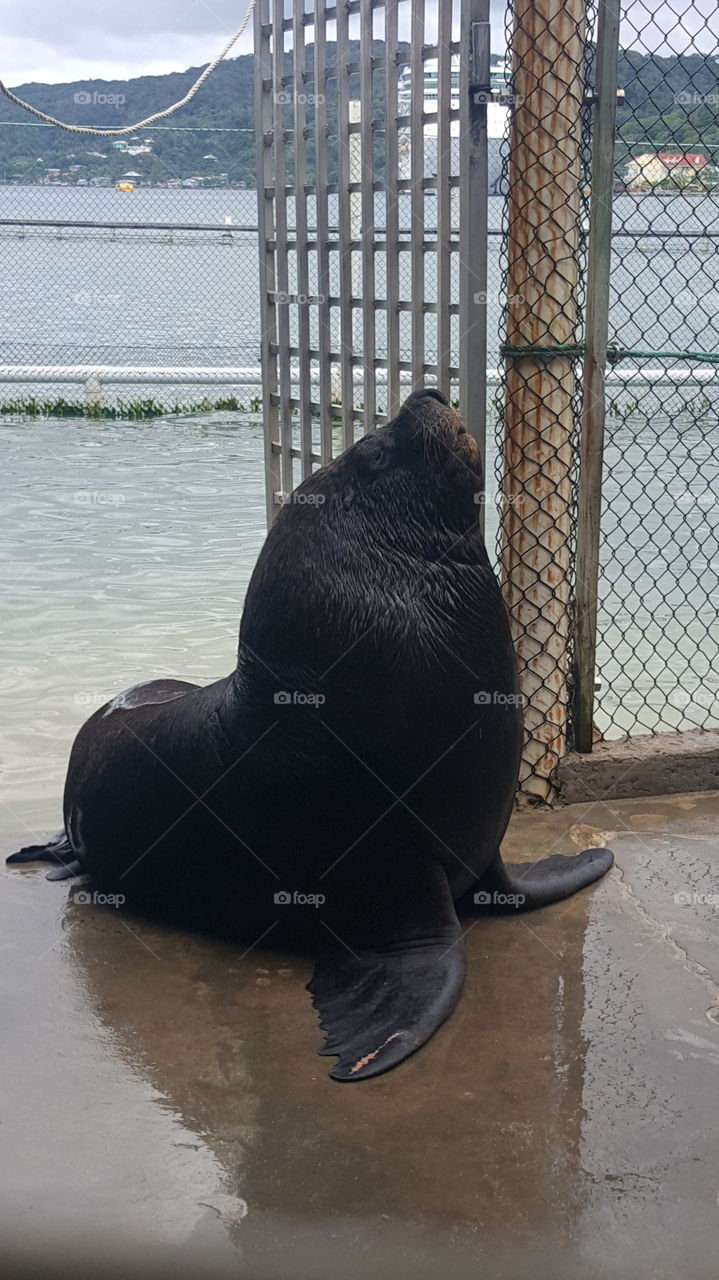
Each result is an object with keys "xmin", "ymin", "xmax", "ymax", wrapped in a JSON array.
[
  {"xmin": 463, "ymin": 847, "xmax": 614, "ymax": 914},
  {"xmin": 309, "ymin": 855, "xmax": 464, "ymax": 1082}
]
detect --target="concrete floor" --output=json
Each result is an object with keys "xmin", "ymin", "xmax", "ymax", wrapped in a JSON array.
[{"xmin": 2, "ymin": 791, "xmax": 719, "ymax": 1279}]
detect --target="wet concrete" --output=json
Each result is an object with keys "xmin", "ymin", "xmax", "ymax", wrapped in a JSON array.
[{"xmin": 3, "ymin": 791, "xmax": 719, "ymax": 1278}]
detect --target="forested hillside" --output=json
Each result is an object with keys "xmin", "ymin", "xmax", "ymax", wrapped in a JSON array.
[{"xmin": 1, "ymin": 45, "xmax": 717, "ymax": 185}]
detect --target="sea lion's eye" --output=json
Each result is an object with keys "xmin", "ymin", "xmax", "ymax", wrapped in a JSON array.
[
  {"xmin": 359, "ymin": 437, "xmax": 391, "ymax": 474},
  {"xmin": 368, "ymin": 445, "xmax": 391, "ymax": 473}
]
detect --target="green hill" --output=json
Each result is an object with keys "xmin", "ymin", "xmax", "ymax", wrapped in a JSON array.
[{"xmin": 1, "ymin": 45, "xmax": 718, "ymax": 186}]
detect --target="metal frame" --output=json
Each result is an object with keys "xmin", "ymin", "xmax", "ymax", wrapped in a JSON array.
[
  {"xmin": 254, "ymin": 0, "xmax": 490, "ymax": 525},
  {"xmin": 459, "ymin": 0, "xmax": 489, "ymax": 508},
  {"xmin": 573, "ymin": 0, "xmax": 621, "ymax": 751}
]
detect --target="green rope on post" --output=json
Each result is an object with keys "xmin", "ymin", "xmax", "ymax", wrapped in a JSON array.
[
  {"xmin": 607, "ymin": 345, "xmax": 719, "ymax": 365},
  {"xmin": 500, "ymin": 342, "xmax": 587, "ymax": 360},
  {"xmin": 500, "ymin": 343, "xmax": 719, "ymax": 365}
]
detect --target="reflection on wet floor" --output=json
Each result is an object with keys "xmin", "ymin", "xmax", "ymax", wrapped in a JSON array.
[{"xmin": 3, "ymin": 790, "xmax": 719, "ymax": 1278}]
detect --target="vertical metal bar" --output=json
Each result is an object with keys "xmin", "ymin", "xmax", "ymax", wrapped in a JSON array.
[
  {"xmin": 574, "ymin": 0, "xmax": 621, "ymax": 752},
  {"xmin": 459, "ymin": 0, "xmax": 489, "ymax": 505},
  {"xmin": 293, "ymin": 2, "xmax": 313, "ymax": 478},
  {"xmin": 253, "ymin": 0, "xmax": 281, "ymax": 527},
  {"xmin": 384, "ymin": 0, "xmax": 401, "ymax": 418},
  {"xmin": 360, "ymin": 0, "xmax": 377, "ymax": 433},
  {"xmin": 435, "ymin": 0, "xmax": 452, "ymax": 397},
  {"xmin": 313, "ymin": 0, "xmax": 333, "ymax": 464},
  {"xmin": 410, "ymin": 0, "xmax": 426, "ymax": 389},
  {"xmin": 272, "ymin": 0, "xmax": 293, "ymax": 499},
  {"xmin": 336, "ymin": 0, "xmax": 355, "ymax": 448}
]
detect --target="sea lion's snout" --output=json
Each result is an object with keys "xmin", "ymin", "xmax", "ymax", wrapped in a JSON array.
[
  {"xmin": 411, "ymin": 387, "xmax": 449, "ymax": 407},
  {"xmin": 399, "ymin": 387, "xmax": 479, "ymax": 467}
]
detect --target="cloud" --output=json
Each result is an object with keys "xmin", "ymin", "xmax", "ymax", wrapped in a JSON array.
[
  {"xmin": 5, "ymin": 0, "xmax": 253, "ymax": 86},
  {"xmin": 4, "ymin": 0, "xmax": 718, "ymax": 90}
]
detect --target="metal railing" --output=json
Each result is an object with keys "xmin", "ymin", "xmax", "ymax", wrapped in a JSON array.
[{"xmin": 253, "ymin": 0, "xmax": 490, "ymax": 525}]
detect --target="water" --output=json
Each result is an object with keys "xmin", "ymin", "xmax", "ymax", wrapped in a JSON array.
[
  {"xmin": 0, "ymin": 188, "xmax": 262, "ymax": 379},
  {"xmin": 1, "ymin": 414, "xmax": 266, "ymax": 830},
  {"xmin": 1, "ymin": 186, "xmax": 719, "ymax": 756}
]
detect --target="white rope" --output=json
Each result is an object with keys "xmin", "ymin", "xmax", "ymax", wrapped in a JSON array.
[{"xmin": 0, "ymin": 0, "xmax": 256, "ymax": 137}]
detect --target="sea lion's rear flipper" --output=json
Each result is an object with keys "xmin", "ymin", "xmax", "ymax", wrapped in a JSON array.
[
  {"xmin": 45, "ymin": 860, "xmax": 84, "ymax": 881},
  {"xmin": 463, "ymin": 847, "xmax": 614, "ymax": 914},
  {"xmin": 309, "ymin": 855, "xmax": 465, "ymax": 1082},
  {"xmin": 6, "ymin": 829, "xmax": 75, "ymax": 874}
]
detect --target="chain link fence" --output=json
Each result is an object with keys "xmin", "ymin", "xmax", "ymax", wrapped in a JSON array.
[
  {"xmin": 594, "ymin": 4, "xmax": 719, "ymax": 741},
  {"xmin": 0, "ymin": 120, "xmax": 262, "ymax": 416}
]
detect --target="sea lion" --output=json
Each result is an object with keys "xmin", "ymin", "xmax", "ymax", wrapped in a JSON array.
[{"xmin": 8, "ymin": 389, "xmax": 613, "ymax": 1081}]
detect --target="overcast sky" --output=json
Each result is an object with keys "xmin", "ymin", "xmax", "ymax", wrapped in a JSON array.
[
  {"xmin": 4, "ymin": 0, "xmax": 717, "ymax": 89},
  {"xmin": 5, "ymin": 0, "xmax": 254, "ymax": 86}
]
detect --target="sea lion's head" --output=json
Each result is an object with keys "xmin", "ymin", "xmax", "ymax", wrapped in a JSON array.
[
  {"xmin": 279, "ymin": 389, "xmax": 484, "ymax": 553},
  {"xmin": 241, "ymin": 389, "xmax": 488, "ymax": 666}
]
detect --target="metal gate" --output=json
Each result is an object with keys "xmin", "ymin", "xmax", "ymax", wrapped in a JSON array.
[{"xmin": 253, "ymin": 0, "xmax": 490, "ymax": 525}]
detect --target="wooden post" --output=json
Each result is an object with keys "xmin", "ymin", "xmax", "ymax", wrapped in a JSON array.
[{"xmin": 500, "ymin": 0, "xmax": 586, "ymax": 803}]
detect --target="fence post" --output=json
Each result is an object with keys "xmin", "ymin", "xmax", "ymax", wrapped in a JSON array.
[
  {"xmin": 574, "ymin": 0, "xmax": 622, "ymax": 752},
  {"xmin": 253, "ymin": 0, "xmax": 281, "ymax": 527},
  {"xmin": 459, "ymin": 0, "xmax": 490, "ymax": 529},
  {"xmin": 500, "ymin": 0, "xmax": 586, "ymax": 803}
]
